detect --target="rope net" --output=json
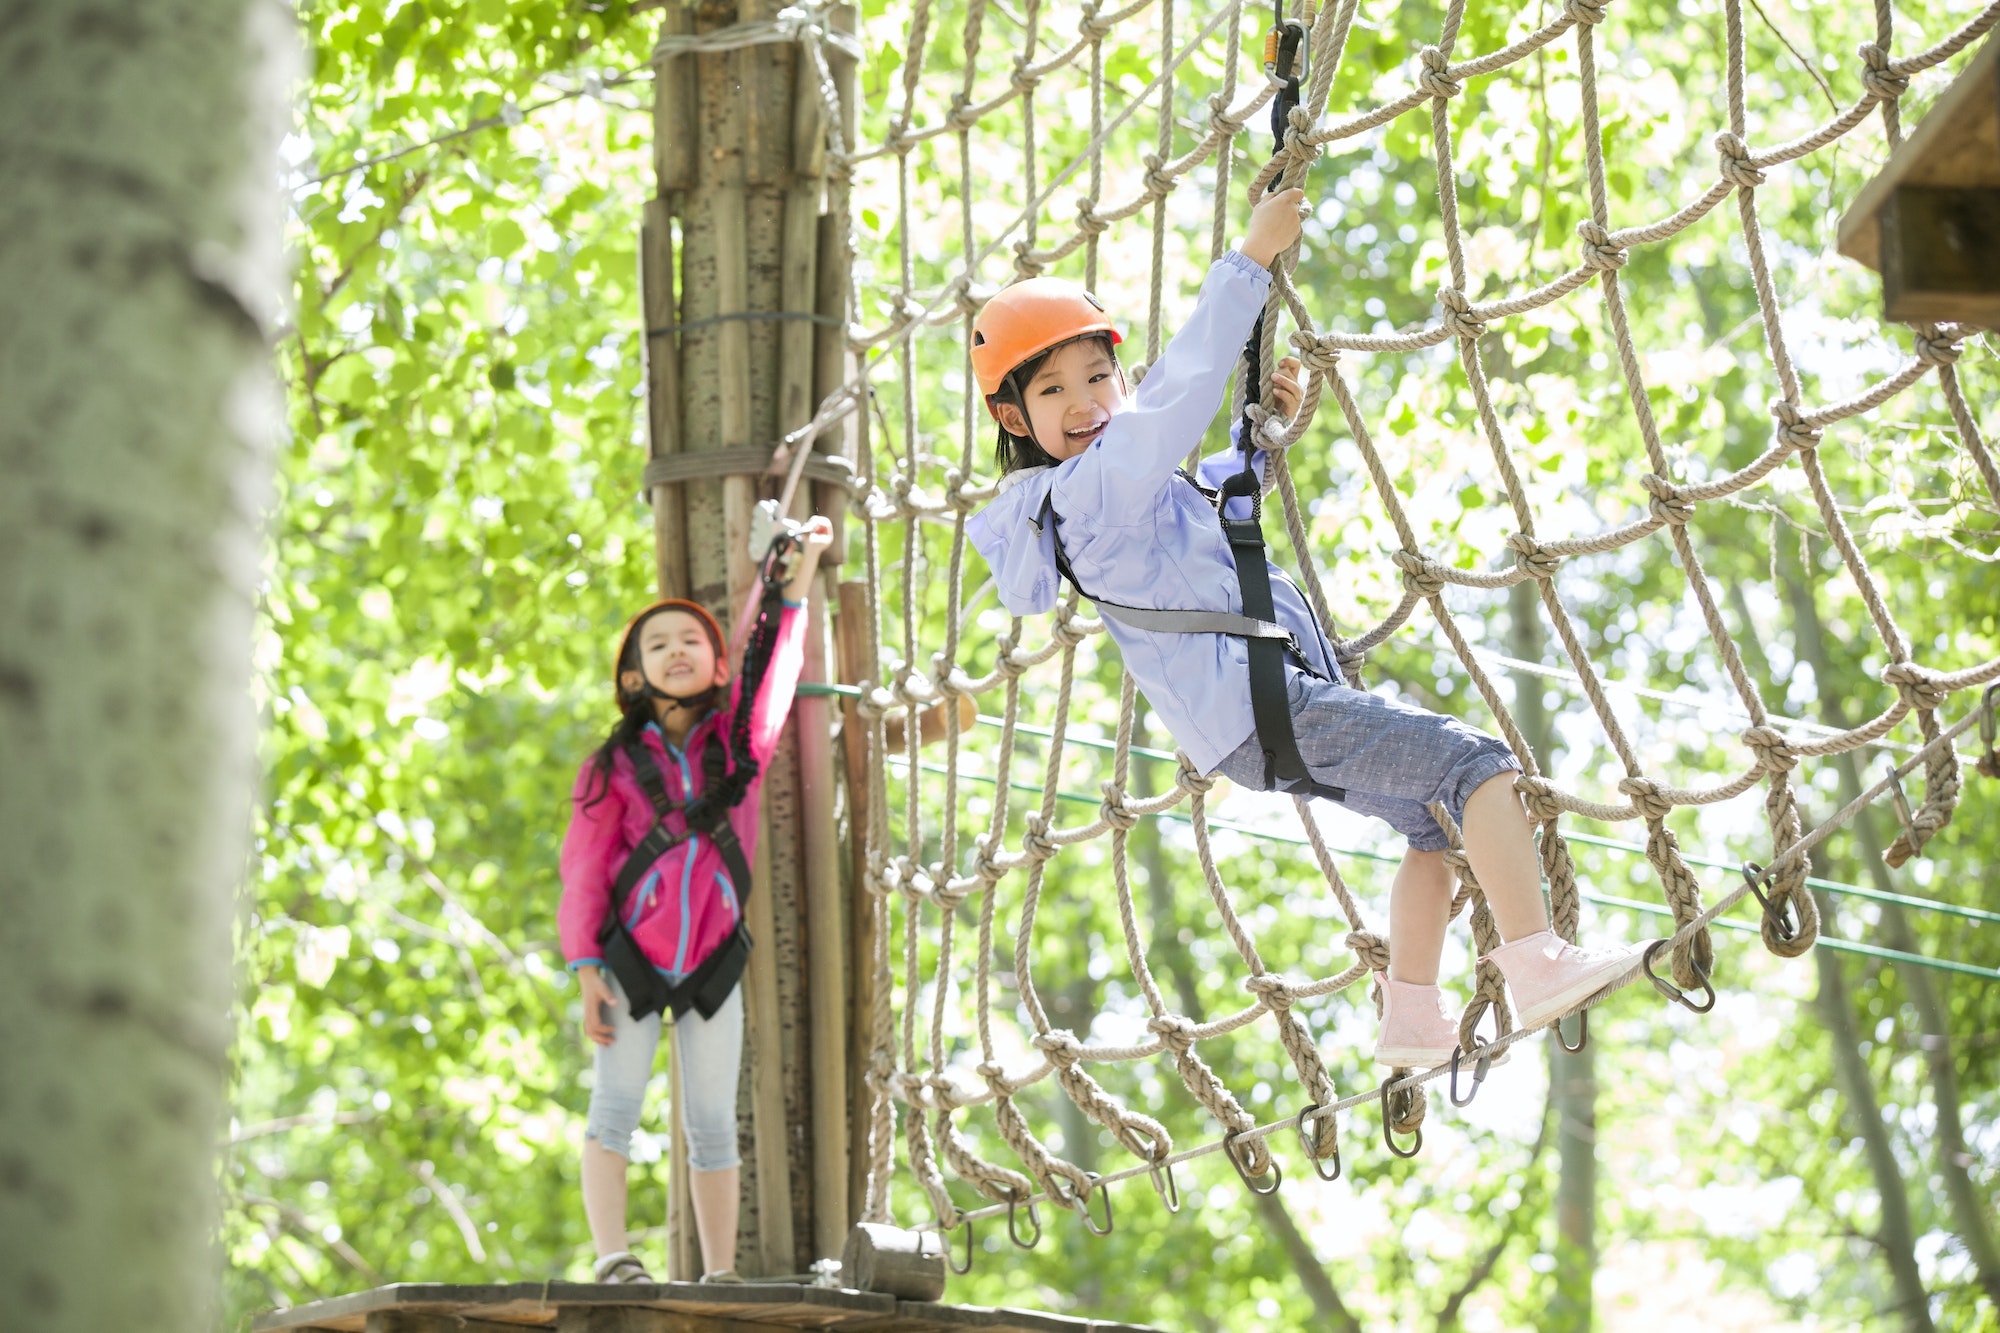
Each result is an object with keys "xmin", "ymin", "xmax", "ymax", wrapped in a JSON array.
[{"xmin": 735, "ymin": 0, "xmax": 2000, "ymax": 1242}]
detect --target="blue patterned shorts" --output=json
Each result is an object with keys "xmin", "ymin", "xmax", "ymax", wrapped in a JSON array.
[{"xmin": 1213, "ymin": 666, "xmax": 1520, "ymax": 852}]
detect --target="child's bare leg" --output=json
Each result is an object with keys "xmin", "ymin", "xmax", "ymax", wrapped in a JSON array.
[
  {"xmin": 1387, "ymin": 848, "xmax": 1453, "ymax": 985},
  {"xmin": 690, "ymin": 1165, "xmax": 740, "ymax": 1274},
  {"xmin": 581, "ymin": 1137, "xmax": 631, "ymax": 1258},
  {"xmin": 1459, "ymin": 773, "xmax": 1551, "ymax": 941}
]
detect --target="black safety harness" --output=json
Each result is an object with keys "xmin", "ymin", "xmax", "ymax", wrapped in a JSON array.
[
  {"xmin": 1030, "ymin": 15, "xmax": 1344, "ymax": 804},
  {"xmin": 597, "ymin": 537, "xmax": 797, "ymax": 1021}
]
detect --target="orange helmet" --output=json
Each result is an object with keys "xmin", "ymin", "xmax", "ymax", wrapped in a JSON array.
[
  {"xmin": 613, "ymin": 599, "xmax": 728, "ymax": 704},
  {"xmin": 971, "ymin": 278, "xmax": 1123, "ymax": 411}
]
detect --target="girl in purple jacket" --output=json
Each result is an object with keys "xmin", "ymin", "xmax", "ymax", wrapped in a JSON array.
[
  {"xmin": 966, "ymin": 190, "xmax": 1637, "ymax": 1073},
  {"xmin": 559, "ymin": 516, "xmax": 831, "ymax": 1283}
]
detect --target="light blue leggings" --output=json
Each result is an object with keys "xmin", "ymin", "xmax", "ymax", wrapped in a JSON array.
[{"xmin": 586, "ymin": 971, "xmax": 744, "ymax": 1171}]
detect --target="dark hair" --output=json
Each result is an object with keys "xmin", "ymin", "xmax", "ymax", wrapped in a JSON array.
[
  {"xmin": 581, "ymin": 606, "xmax": 724, "ymax": 809},
  {"xmin": 989, "ymin": 332, "xmax": 1122, "ymax": 475}
]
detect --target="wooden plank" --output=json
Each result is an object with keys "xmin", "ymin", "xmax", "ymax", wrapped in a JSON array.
[
  {"xmin": 654, "ymin": 1, "xmax": 697, "ymax": 199},
  {"xmin": 1879, "ymin": 185, "xmax": 2000, "ymax": 323},
  {"xmin": 800, "ymin": 586, "xmax": 852, "ymax": 1263},
  {"xmin": 833, "ymin": 577, "xmax": 879, "ymax": 1224},
  {"xmin": 747, "ymin": 802, "xmax": 796, "ymax": 1275},
  {"xmin": 640, "ymin": 198, "xmax": 691, "ymax": 600},
  {"xmin": 1837, "ymin": 34, "xmax": 2000, "ymax": 271},
  {"xmin": 366, "ymin": 1313, "xmax": 544, "ymax": 1333}
]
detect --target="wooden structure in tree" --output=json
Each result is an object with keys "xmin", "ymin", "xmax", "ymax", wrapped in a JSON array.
[
  {"xmin": 1838, "ymin": 34, "xmax": 2000, "ymax": 324},
  {"xmin": 250, "ymin": 1283, "xmax": 1170, "ymax": 1333}
]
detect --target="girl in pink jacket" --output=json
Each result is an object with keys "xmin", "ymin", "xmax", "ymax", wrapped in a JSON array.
[{"xmin": 559, "ymin": 516, "xmax": 831, "ymax": 1284}]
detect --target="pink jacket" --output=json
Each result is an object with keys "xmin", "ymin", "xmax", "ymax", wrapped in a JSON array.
[{"xmin": 559, "ymin": 602, "xmax": 807, "ymax": 977}]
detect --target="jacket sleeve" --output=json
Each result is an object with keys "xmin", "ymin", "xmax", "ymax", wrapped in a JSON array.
[
  {"xmin": 1053, "ymin": 251, "xmax": 1272, "ymax": 528},
  {"xmin": 967, "ymin": 491, "xmax": 1061, "ymax": 616},
  {"xmin": 742, "ymin": 600, "xmax": 809, "ymax": 766},
  {"xmin": 558, "ymin": 760, "xmax": 628, "ymax": 968}
]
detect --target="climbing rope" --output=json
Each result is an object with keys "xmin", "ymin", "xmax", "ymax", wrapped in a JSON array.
[{"xmin": 687, "ymin": 0, "xmax": 2000, "ymax": 1253}]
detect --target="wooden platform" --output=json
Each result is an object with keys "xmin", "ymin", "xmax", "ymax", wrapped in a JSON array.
[{"xmin": 252, "ymin": 1283, "xmax": 1172, "ymax": 1333}]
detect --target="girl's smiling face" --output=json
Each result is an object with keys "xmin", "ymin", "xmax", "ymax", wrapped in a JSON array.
[
  {"xmin": 622, "ymin": 609, "xmax": 726, "ymax": 702},
  {"xmin": 993, "ymin": 337, "xmax": 1128, "ymax": 463}
]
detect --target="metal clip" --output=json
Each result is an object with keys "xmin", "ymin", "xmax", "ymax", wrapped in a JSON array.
[
  {"xmin": 1379, "ymin": 1077, "xmax": 1424, "ymax": 1159},
  {"xmin": 1883, "ymin": 756, "xmax": 1919, "ymax": 845},
  {"xmin": 1262, "ymin": 17, "xmax": 1310, "ymax": 84},
  {"xmin": 1006, "ymin": 1191, "xmax": 1042, "ymax": 1249},
  {"xmin": 1642, "ymin": 938, "xmax": 1717, "ymax": 1014},
  {"xmin": 1741, "ymin": 860, "xmax": 1796, "ymax": 943},
  {"xmin": 1977, "ymin": 683, "xmax": 1999, "ymax": 778},
  {"xmin": 1223, "ymin": 1128, "xmax": 1285, "ymax": 1195},
  {"xmin": 1553, "ymin": 1009, "xmax": 1588, "ymax": 1053},
  {"xmin": 1295, "ymin": 1102, "xmax": 1342, "ymax": 1181},
  {"xmin": 1147, "ymin": 1152, "xmax": 1182, "ymax": 1214},
  {"xmin": 1448, "ymin": 1042, "xmax": 1492, "ymax": 1106},
  {"xmin": 1079, "ymin": 1173, "xmax": 1115, "ymax": 1235},
  {"xmin": 947, "ymin": 1215, "xmax": 975, "ymax": 1275}
]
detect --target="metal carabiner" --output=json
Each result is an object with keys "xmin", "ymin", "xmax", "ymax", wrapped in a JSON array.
[
  {"xmin": 1223, "ymin": 1128, "xmax": 1285, "ymax": 1195},
  {"xmin": 1379, "ymin": 1077, "xmax": 1423, "ymax": 1159},
  {"xmin": 1294, "ymin": 1102, "xmax": 1342, "ymax": 1181},
  {"xmin": 1006, "ymin": 1191, "xmax": 1043, "ymax": 1250},
  {"xmin": 1262, "ymin": 16, "xmax": 1310, "ymax": 85},
  {"xmin": 1147, "ymin": 1152, "xmax": 1182, "ymax": 1214},
  {"xmin": 1978, "ymin": 682, "xmax": 2000, "ymax": 778},
  {"xmin": 1079, "ymin": 1173, "xmax": 1115, "ymax": 1236},
  {"xmin": 1740, "ymin": 860, "xmax": 1797, "ymax": 943},
  {"xmin": 1642, "ymin": 938, "xmax": 1717, "ymax": 1014},
  {"xmin": 947, "ymin": 1215, "xmax": 976, "ymax": 1275},
  {"xmin": 1448, "ymin": 1042, "xmax": 1492, "ymax": 1107}
]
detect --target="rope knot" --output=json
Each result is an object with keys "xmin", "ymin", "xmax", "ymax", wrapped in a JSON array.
[
  {"xmin": 1437, "ymin": 286, "xmax": 1486, "ymax": 340},
  {"xmin": 1564, "ymin": 0, "xmax": 1609, "ymax": 24},
  {"xmin": 1515, "ymin": 773, "xmax": 1567, "ymax": 822},
  {"xmin": 1913, "ymin": 332, "xmax": 1961, "ymax": 366},
  {"xmin": 1345, "ymin": 930, "xmax": 1391, "ymax": 972},
  {"xmin": 1741, "ymin": 725, "xmax": 1798, "ymax": 773},
  {"xmin": 1141, "ymin": 153, "xmax": 1178, "ymax": 201},
  {"xmin": 1075, "ymin": 198, "xmax": 1110, "ymax": 236},
  {"xmin": 1770, "ymin": 400, "xmax": 1821, "ymax": 453},
  {"xmin": 891, "ymin": 669, "xmax": 936, "ymax": 708},
  {"xmin": 970, "ymin": 833, "xmax": 1009, "ymax": 884},
  {"xmin": 1418, "ymin": 46, "xmax": 1463, "ymax": 100},
  {"xmin": 1714, "ymin": 131, "xmax": 1766, "ymax": 189},
  {"xmin": 1640, "ymin": 473, "xmax": 1695, "ymax": 525},
  {"xmin": 1009, "ymin": 57, "xmax": 1042, "ymax": 97},
  {"xmin": 1052, "ymin": 611, "xmax": 1094, "ymax": 647},
  {"xmin": 1393, "ymin": 548, "xmax": 1449, "ymax": 598},
  {"xmin": 1010, "ymin": 239, "xmax": 1045, "ymax": 278},
  {"xmin": 1079, "ymin": 2, "xmax": 1119, "ymax": 41},
  {"xmin": 1019, "ymin": 813, "xmax": 1059, "ymax": 861},
  {"xmin": 1617, "ymin": 775, "xmax": 1677, "ymax": 822},
  {"xmin": 1576, "ymin": 219, "xmax": 1627, "ymax": 271},
  {"xmin": 1505, "ymin": 532, "xmax": 1561, "ymax": 580},
  {"xmin": 1441, "ymin": 847, "xmax": 1473, "ymax": 877},
  {"xmin": 1207, "ymin": 91, "xmax": 1249, "ymax": 138},
  {"xmin": 1032, "ymin": 1028, "xmax": 1085, "ymax": 1066},
  {"xmin": 945, "ymin": 92, "xmax": 982, "ymax": 134},
  {"xmin": 1147, "ymin": 1014, "xmax": 1199, "ymax": 1053},
  {"xmin": 1099, "ymin": 781, "xmax": 1142, "ymax": 831},
  {"xmin": 1883, "ymin": 661, "xmax": 1947, "ymax": 712},
  {"xmin": 1176, "ymin": 757, "xmax": 1217, "ymax": 795},
  {"xmin": 1857, "ymin": 43, "xmax": 1909, "ymax": 101},
  {"xmin": 1243, "ymin": 973, "xmax": 1296, "ymax": 1011},
  {"xmin": 1290, "ymin": 329, "xmax": 1342, "ymax": 373},
  {"xmin": 976, "ymin": 1061, "xmax": 1014, "ymax": 1092}
]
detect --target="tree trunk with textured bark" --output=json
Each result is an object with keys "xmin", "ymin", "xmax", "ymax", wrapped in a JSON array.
[{"xmin": 0, "ymin": 4, "xmax": 288, "ymax": 1330}]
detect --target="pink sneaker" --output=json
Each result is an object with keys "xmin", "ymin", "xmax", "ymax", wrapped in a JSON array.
[
  {"xmin": 1373, "ymin": 978, "xmax": 1460, "ymax": 1068},
  {"xmin": 1487, "ymin": 931, "xmax": 1641, "ymax": 1030}
]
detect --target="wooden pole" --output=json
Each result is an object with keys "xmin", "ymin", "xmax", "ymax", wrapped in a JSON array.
[
  {"xmin": 640, "ymin": 198, "xmax": 689, "ymax": 600},
  {"xmin": 835, "ymin": 578, "xmax": 878, "ymax": 1222}
]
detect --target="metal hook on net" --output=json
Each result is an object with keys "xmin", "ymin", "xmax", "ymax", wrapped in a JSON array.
[
  {"xmin": 1294, "ymin": 1102, "xmax": 1342, "ymax": 1181},
  {"xmin": 1146, "ymin": 1150, "xmax": 1182, "ymax": 1214},
  {"xmin": 1379, "ymin": 1077, "xmax": 1424, "ymax": 1159},
  {"xmin": 1448, "ymin": 1042, "xmax": 1493, "ymax": 1107},
  {"xmin": 1223, "ymin": 1128, "xmax": 1285, "ymax": 1195},
  {"xmin": 1882, "ymin": 756, "xmax": 1920, "ymax": 847},
  {"xmin": 947, "ymin": 1215, "xmax": 976, "ymax": 1276},
  {"xmin": 1740, "ymin": 859, "xmax": 1796, "ymax": 943},
  {"xmin": 1978, "ymin": 683, "xmax": 2000, "ymax": 779},
  {"xmin": 1642, "ymin": 938, "xmax": 1717, "ymax": 1014},
  {"xmin": 1006, "ymin": 1190, "xmax": 1043, "ymax": 1250},
  {"xmin": 1078, "ymin": 1173, "xmax": 1115, "ymax": 1236},
  {"xmin": 1553, "ymin": 1009, "xmax": 1588, "ymax": 1053}
]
